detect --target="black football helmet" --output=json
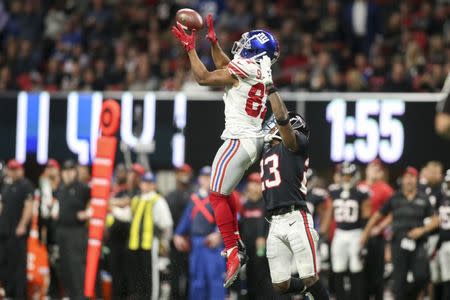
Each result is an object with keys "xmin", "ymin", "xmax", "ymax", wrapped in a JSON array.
[
  {"xmin": 263, "ymin": 112, "xmax": 310, "ymax": 142},
  {"xmin": 443, "ymin": 169, "xmax": 450, "ymax": 197},
  {"xmin": 340, "ymin": 161, "xmax": 360, "ymax": 188}
]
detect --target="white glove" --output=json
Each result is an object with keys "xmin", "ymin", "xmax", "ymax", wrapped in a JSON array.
[{"xmin": 260, "ymin": 55, "xmax": 273, "ymax": 86}]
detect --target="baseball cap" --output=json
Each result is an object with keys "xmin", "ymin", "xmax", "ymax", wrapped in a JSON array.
[
  {"xmin": 141, "ymin": 172, "xmax": 156, "ymax": 183},
  {"xmin": 403, "ymin": 166, "xmax": 419, "ymax": 177},
  {"xmin": 247, "ymin": 172, "xmax": 261, "ymax": 183},
  {"xmin": 46, "ymin": 158, "xmax": 60, "ymax": 170},
  {"xmin": 7, "ymin": 159, "xmax": 23, "ymax": 170},
  {"xmin": 176, "ymin": 163, "xmax": 193, "ymax": 174},
  {"xmin": 62, "ymin": 159, "xmax": 77, "ymax": 170},
  {"xmin": 131, "ymin": 163, "xmax": 145, "ymax": 176},
  {"xmin": 199, "ymin": 166, "xmax": 212, "ymax": 176}
]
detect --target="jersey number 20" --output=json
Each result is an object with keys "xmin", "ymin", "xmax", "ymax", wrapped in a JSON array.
[{"xmin": 245, "ymin": 83, "xmax": 267, "ymax": 119}]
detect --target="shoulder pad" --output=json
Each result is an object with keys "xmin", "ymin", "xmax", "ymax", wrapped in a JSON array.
[
  {"xmin": 328, "ymin": 183, "xmax": 340, "ymax": 191},
  {"xmin": 357, "ymin": 185, "xmax": 370, "ymax": 194},
  {"xmin": 312, "ymin": 187, "xmax": 328, "ymax": 197},
  {"xmin": 228, "ymin": 58, "xmax": 259, "ymax": 80}
]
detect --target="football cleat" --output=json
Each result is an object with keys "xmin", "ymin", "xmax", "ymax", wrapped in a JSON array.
[{"xmin": 224, "ymin": 247, "xmax": 243, "ymax": 288}]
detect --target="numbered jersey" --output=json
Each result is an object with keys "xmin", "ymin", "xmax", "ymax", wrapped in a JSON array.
[
  {"xmin": 329, "ymin": 184, "xmax": 370, "ymax": 230},
  {"xmin": 437, "ymin": 194, "xmax": 450, "ymax": 242},
  {"xmin": 261, "ymin": 133, "xmax": 309, "ymax": 211},
  {"xmin": 222, "ymin": 58, "xmax": 267, "ymax": 139}
]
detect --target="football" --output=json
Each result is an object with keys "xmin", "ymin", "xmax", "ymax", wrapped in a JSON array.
[{"xmin": 176, "ymin": 8, "xmax": 204, "ymax": 31}]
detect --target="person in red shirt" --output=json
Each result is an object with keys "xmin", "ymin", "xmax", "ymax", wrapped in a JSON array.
[{"xmin": 359, "ymin": 159, "xmax": 393, "ymax": 300}]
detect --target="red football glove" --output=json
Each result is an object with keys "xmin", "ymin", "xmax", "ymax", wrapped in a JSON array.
[
  {"xmin": 205, "ymin": 14, "xmax": 218, "ymax": 44},
  {"xmin": 171, "ymin": 22, "xmax": 196, "ymax": 52}
]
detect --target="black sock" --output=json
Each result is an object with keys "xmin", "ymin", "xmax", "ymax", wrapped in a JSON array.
[
  {"xmin": 443, "ymin": 281, "xmax": 450, "ymax": 300},
  {"xmin": 334, "ymin": 272, "xmax": 346, "ymax": 300},
  {"xmin": 306, "ymin": 279, "xmax": 330, "ymax": 300},
  {"xmin": 350, "ymin": 272, "xmax": 365, "ymax": 299},
  {"xmin": 286, "ymin": 277, "xmax": 306, "ymax": 294}
]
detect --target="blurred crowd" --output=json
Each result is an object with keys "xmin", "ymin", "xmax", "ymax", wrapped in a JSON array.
[
  {"xmin": 0, "ymin": 157, "xmax": 449, "ymax": 300},
  {"xmin": 1, "ymin": 0, "xmax": 450, "ymax": 92}
]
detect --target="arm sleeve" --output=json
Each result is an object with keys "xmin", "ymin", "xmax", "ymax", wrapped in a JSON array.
[
  {"xmin": 175, "ymin": 203, "xmax": 193, "ymax": 236},
  {"xmin": 379, "ymin": 197, "xmax": 393, "ymax": 215},
  {"xmin": 153, "ymin": 197, "xmax": 173, "ymax": 230},
  {"xmin": 294, "ymin": 132, "xmax": 309, "ymax": 155}
]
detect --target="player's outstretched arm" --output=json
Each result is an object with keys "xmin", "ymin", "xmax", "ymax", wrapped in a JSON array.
[
  {"xmin": 205, "ymin": 14, "xmax": 231, "ymax": 69},
  {"xmin": 261, "ymin": 56, "xmax": 299, "ymax": 152},
  {"xmin": 171, "ymin": 23, "xmax": 237, "ymax": 86}
]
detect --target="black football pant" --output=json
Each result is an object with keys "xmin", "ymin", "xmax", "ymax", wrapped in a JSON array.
[
  {"xmin": 391, "ymin": 237, "xmax": 429, "ymax": 300},
  {"xmin": 244, "ymin": 243, "xmax": 278, "ymax": 300},
  {"xmin": 0, "ymin": 235, "xmax": 27, "ymax": 299},
  {"xmin": 364, "ymin": 235, "xmax": 385, "ymax": 300},
  {"xmin": 128, "ymin": 249, "xmax": 153, "ymax": 300},
  {"xmin": 169, "ymin": 245, "xmax": 189, "ymax": 300},
  {"xmin": 110, "ymin": 239, "xmax": 130, "ymax": 300},
  {"xmin": 56, "ymin": 226, "xmax": 88, "ymax": 300},
  {"xmin": 334, "ymin": 271, "xmax": 365, "ymax": 300},
  {"xmin": 442, "ymin": 281, "xmax": 450, "ymax": 300}
]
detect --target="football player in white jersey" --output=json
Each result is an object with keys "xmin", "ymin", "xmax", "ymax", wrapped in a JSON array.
[{"xmin": 172, "ymin": 15, "xmax": 279, "ymax": 287}]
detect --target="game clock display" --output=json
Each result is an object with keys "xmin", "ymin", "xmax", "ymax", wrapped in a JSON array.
[{"xmin": 326, "ymin": 99, "xmax": 405, "ymax": 164}]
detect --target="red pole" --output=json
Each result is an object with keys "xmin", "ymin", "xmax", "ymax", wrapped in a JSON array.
[{"xmin": 84, "ymin": 99, "xmax": 121, "ymax": 298}]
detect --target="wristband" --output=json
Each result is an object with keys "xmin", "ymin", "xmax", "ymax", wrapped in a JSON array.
[
  {"xmin": 267, "ymin": 85, "xmax": 278, "ymax": 95},
  {"xmin": 276, "ymin": 117, "xmax": 289, "ymax": 126}
]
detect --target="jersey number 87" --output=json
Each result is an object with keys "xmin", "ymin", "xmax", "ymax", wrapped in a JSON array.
[{"xmin": 245, "ymin": 82, "xmax": 267, "ymax": 119}]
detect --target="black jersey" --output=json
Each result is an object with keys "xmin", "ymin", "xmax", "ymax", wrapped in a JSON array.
[
  {"xmin": 380, "ymin": 191, "xmax": 433, "ymax": 239},
  {"xmin": 437, "ymin": 193, "xmax": 450, "ymax": 242},
  {"xmin": 419, "ymin": 183, "xmax": 442, "ymax": 209},
  {"xmin": 261, "ymin": 132, "xmax": 309, "ymax": 211},
  {"xmin": 306, "ymin": 187, "xmax": 327, "ymax": 218},
  {"xmin": 329, "ymin": 184, "xmax": 370, "ymax": 230}
]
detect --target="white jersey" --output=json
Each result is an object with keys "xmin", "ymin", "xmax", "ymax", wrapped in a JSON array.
[{"xmin": 221, "ymin": 57, "xmax": 267, "ymax": 139}]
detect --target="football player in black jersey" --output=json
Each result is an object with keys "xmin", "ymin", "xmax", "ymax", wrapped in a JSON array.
[
  {"xmin": 260, "ymin": 56, "xmax": 329, "ymax": 300},
  {"xmin": 419, "ymin": 161, "xmax": 444, "ymax": 298},
  {"xmin": 436, "ymin": 169, "xmax": 450, "ymax": 299},
  {"xmin": 324, "ymin": 162, "xmax": 371, "ymax": 300}
]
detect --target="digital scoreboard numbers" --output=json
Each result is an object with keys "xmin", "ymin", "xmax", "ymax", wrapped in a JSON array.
[{"xmin": 326, "ymin": 99, "xmax": 405, "ymax": 164}]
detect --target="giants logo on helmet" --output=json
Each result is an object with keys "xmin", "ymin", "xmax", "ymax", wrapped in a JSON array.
[{"xmin": 255, "ymin": 32, "xmax": 270, "ymax": 44}]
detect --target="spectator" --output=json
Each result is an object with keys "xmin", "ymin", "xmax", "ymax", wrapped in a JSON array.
[
  {"xmin": 166, "ymin": 163, "xmax": 193, "ymax": 300},
  {"xmin": 385, "ymin": 62, "xmax": 413, "ymax": 92},
  {"xmin": 0, "ymin": 160, "xmax": 34, "ymax": 299},
  {"xmin": 0, "ymin": 0, "xmax": 448, "ymax": 92},
  {"xmin": 341, "ymin": 0, "xmax": 382, "ymax": 55},
  {"xmin": 54, "ymin": 160, "xmax": 91, "ymax": 300},
  {"xmin": 174, "ymin": 166, "xmax": 225, "ymax": 300}
]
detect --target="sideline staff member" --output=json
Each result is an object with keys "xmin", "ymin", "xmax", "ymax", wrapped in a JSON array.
[
  {"xmin": 361, "ymin": 167, "xmax": 440, "ymax": 300},
  {"xmin": 127, "ymin": 172, "xmax": 173, "ymax": 300},
  {"xmin": 0, "ymin": 160, "xmax": 34, "ymax": 299},
  {"xmin": 54, "ymin": 160, "xmax": 91, "ymax": 300}
]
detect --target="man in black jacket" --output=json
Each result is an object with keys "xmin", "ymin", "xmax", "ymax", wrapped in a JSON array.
[
  {"xmin": 54, "ymin": 160, "xmax": 91, "ymax": 300},
  {"xmin": 0, "ymin": 160, "xmax": 33, "ymax": 299}
]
